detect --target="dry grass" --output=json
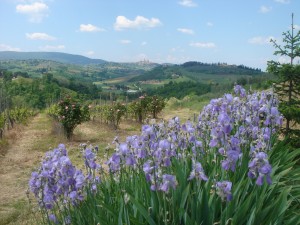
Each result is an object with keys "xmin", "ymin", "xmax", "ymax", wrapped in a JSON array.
[
  {"xmin": 0, "ymin": 106, "xmax": 195, "ymax": 225},
  {"xmin": 0, "ymin": 113, "xmax": 144, "ymax": 225},
  {"xmin": 162, "ymin": 106, "xmax": 199, "ymax": 123},
  {"xmin": 0, "ymin": 114, "xmax": 50, "ymax": 225},
  {"xmin": 0, "ymin": 124, "xmax": 26, "ymax": 156}
]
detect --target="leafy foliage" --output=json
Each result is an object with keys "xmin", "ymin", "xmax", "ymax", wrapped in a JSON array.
[
  {"xmin": 67, "ymin": 77, "xmax": 100, "ymax": 99},
  {"xmin": 90, "ymin": 104, "xmax": 128, "ymax": 128},
  {"xmin": 147, "ymin": 95, "xmax": 166, "ymax": 118},
  {"xmin": 148, "ymin": 81, "xmax": 211, "ymax": 99},
  {"xmin": 128, "ymin": 95, "xmax": 165, "ymax": 122},
  {"xmin": 0, "ymin": 107, "xmax": 35, "ymax": 139},
  {"xmin": 94, "ymin": 102, "xmax": 127, "ymax": 129},
  {"xmin": 0, "ymin": 82, "xmax": 36, "ymax": 138},
  {"xmin": 0, "ymin": 69, "xmax": 101, "ymax": 109},
  {"xmin": 129, "ymin": 66, "xmax": 167, "ymax": 82}
]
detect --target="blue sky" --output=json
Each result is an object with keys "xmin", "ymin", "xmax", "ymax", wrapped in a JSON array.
[{"xmin": 0, "ymin": 0, "xmax": 299, "ymax": 70}]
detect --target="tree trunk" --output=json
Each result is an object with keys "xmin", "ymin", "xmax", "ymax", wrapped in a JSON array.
[{"xmin": 286, "ymin": 79, "xmax": 293, "ymax": 134}]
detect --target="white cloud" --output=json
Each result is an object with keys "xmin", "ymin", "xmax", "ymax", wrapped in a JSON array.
[
  {"xmin": 190, "ymin": 42, "xmax": 216, "ymax": 48},
  {"xmin": 206, "ymin": 22, "xmax": 213, "ymax": 27},
  {"xmin": 141, "ymin": 41, "xmax": 147, "ymax": 46},
  {"xmin": 85, "ymin": 51, "xmax": 95, "ymax": 56},
  {"xmin": 177, "ymin": 28, "xmax": 194, "ymax": 35},
  {"xmin": 248, "ymin": 36, "xmax": 275, "ymax": 45},
  {"xmin": 79, "ymin": 24, "xmax": 105, "ymax": 32},
  {"xmin": 294, "ymin": 25, "xmax": 300, "ymax": 30},
  {"xmin": 120, "ymin": 40, "xmax": 131, "ymax": 44},
  {"xmin": 0, "ymin": 44, "xmax": 21, "ymax": 51},
  {"xmin": 274, "ymin": 0, "xmax": 290, "ymax": 4},
  {"xmin": 114, "ymin": 15, "xmax": 162, "ymax": 30},
  {"xmin": 39, "ymin": 45, "xmax": 65, "ymax": 51},
  {"xmin": 16, "ymin": 2, "xmax": 49, "ymax": 22},
  {"xmin": 16, "ymin": 2, "xmax": 48, "ymax": 13},
  {"xmin": 170, "ymin": 46, "xmax": 185, "ymax": 53},
  {"xmin": 178, "ymin": 0, "xmax": 197, "ymax": 7},
  {"xmin": 259, "ymin": 5, "xmax": 272, "ymax": 13},
  {"xmin": 26, "ymin": 32, "xmax": 56, "ymax": 40}
]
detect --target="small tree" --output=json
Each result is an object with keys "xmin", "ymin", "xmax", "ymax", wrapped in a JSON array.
[
  {"xmin": 129, "ymin": 96, "xmax": 150, "ymax": 123},
  {"xmin": 106, "ymin": 102, "xmax": 126, "ymax": 129},
  {"xmin": 267, "ymin": 13, "xmax": 300, "ymax": 138},
  {"xmin": 58, "ymin": 97, "xmax": 90, "ymax": 139},
  {"xmin": 148, "ymin": 95, "xmax": 166, "ymax": 119}
]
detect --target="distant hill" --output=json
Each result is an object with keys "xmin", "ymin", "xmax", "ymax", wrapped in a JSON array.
[
  {"xmin": 181, "ymin": 61, "xmax": 263, "ymax": 74},
  {"xmin": 129, "ymin": 61, "xmax": 264, "ymax": 82},
  {"xmin": 0, "ymin": 51, "xmax": 106, "ymax": 65}
]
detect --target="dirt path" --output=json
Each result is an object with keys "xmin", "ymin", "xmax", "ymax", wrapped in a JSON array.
[
  {"xmin": 0, "ymin": 112, "xmax": 172, "ymax": 224},
  {"xmin": 0, "ymin": 113, "xmax": 142, "ymax": 224},
  {"xmin": 0, "ymin": 113, "xmax": 52, "ymax": 225}
]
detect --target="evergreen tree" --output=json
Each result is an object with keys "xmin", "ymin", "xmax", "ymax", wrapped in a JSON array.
[{"xmin": 267, "ymin": 13, "xmax": 300, "ymax": 138}]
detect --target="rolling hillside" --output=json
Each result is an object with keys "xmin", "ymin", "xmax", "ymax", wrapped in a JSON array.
[
  {"xmin": 0, "ymin": 52, "xmax": 275, "ymax": 102},
  {"xmin": 0, "ymin": 51, "xmax": 106, "ymax": 65},
  {"xmin": 0, "ymin": 51, "xmax": 159, "ymax": 82},
  {"xmin": 129, "ymin": 62, "xmax": 264, "ymax": 83}
]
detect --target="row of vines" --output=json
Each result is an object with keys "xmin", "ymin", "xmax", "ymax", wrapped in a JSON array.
[
  {"xmin": 0, "ymin": 85, "xmax": 36, "ymax": 139},
  {"xmin": 47, "ymin": 95, "xmax": 166, "ymax": 139},
  {"xmin": 0, "ymin": 108, "xmax": 36, "ymax": 139},
  {"xmin": 90, "ymin": 95, "xmax": 166, "ymax": 128}
]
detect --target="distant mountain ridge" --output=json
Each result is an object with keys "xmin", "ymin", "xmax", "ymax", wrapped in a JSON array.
[{"xmin": 0, "ymin": 51, "xmax": 106, "ymax": 65}]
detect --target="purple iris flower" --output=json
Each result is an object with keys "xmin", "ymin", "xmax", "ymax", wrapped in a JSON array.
[
  {"xmin": 119, "ymin": 143, "xmax": 129, "ymax": 155},
  {"xmin": 49, "ymin": 214, "xmax": 57, "ymax": 223},
  {"xmin": 107, "ymin": 153, "xmax": 121, "ymax": 171},
  {"xmin": 160, "ymin": 174, "xmax": 177, "ymax": 193},
  {"xmin": 209, "ymin": 139, "xmax": 218, "ymax": 148},
  {"xmin": 216, "ymin": 181, "xmax": 232, "ymax": 202},
  {"xmin": 188, "ymin": 162, "xmax": 208, "ymax": 181},
  {"xmin": 143, "ymin": 160, "xmax": 153, "ymax": 174},
  {"xmin": 248, "ymin": 152, "xmax": 272, "ymax": 186},
  {"xmin": 221, "ymin": 150, "xmax": 239, "ymax": 172},
  {"xmin": 125, "ymin": 154, "xmax": 136, "ymax": 166}
]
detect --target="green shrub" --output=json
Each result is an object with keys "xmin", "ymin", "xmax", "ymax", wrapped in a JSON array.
[{"xmin": 57, "ymin": 97, "xmax": 90, "ymax": 139}]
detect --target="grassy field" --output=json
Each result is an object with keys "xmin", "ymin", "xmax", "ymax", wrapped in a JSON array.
[{"xmin": 93, "ymin": 74, "xmax": 138, "ymax": 85}]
